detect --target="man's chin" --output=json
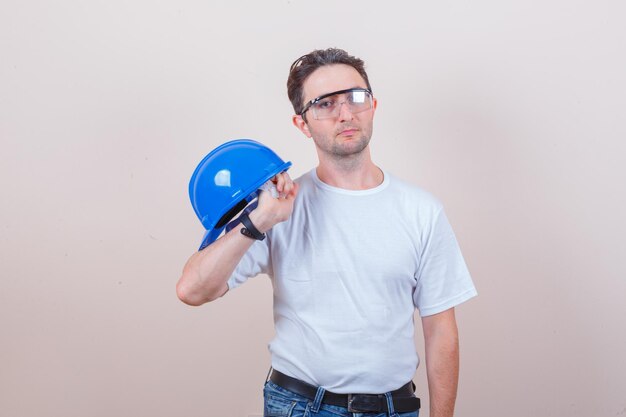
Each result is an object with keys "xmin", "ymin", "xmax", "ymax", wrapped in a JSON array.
[{"xmin": 332, "ymin": 137, "xmax": 369, "ymax": 156}]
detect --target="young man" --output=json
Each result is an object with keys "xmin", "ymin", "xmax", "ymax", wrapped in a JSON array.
[{"xmin": 177, "ymin": 48, "xmax": 477, "ymax": 417}]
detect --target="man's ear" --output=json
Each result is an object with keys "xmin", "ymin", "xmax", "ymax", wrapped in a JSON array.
[{"xmin": 292, "ymin": 114, "xmax": 312, "ymax": 138}]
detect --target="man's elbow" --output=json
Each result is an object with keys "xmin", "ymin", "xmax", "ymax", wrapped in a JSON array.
[
  {"xmin": 176, "ymin": 285, "xmax": 204, "ymax": 306},
  {"xmin": 175, "ymin": 277, "xmax": 225, "ymax": 306}
]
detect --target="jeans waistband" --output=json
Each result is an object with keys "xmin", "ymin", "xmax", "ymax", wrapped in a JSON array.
[{"xmin": 269, "ymin": 369, "xmax": 421, "ymax": 413}]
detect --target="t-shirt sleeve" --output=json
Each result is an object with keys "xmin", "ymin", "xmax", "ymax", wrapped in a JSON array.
[
  {"xmin": 226, "ymin": 237, "xmax": 272, "ymax": 291},
  {"xmin": 413, "ymin": 208, "xmax": 477, "ymax": 316}
]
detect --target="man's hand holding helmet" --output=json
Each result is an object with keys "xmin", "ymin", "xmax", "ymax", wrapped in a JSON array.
[{"xmin": 249, "ymin": 172, "xmax": 299, "ymax": 233}]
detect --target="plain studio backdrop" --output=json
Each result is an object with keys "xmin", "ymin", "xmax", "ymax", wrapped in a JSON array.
[{"xmin": 1, "ymin": 1, "xmax": 625, "ymax": 416}]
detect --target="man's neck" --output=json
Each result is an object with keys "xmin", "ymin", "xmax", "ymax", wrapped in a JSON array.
[{"xmin": 316, "ymin": 150, "xmax": 383, "ymax": 190}]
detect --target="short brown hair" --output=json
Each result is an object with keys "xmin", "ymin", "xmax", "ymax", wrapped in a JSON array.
[{"xmin": 287, "ymin": 48, "xmax": 372, "ymax": 116}]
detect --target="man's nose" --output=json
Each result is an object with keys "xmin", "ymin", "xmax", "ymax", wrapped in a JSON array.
[{"xmin": 337, "ymin": 101, "xmax": 354, "ymax": 122}]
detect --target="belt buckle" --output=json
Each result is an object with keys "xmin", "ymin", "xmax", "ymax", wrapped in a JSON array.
[{"xmin": 347, "ymin": 393, "xmax": 383, "ymax": 413}]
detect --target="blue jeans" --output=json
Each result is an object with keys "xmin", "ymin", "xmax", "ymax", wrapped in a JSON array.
[{"xmin": 263, "ymin": 380, "xmax": 420, "ymax": 417}]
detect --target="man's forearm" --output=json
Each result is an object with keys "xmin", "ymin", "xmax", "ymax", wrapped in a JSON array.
[
  {"xmin": 176, "ymin": 221, "xmax": 254, "ymax": 305},
  {"xmin": 422, "ymin": 308, "xmax": 460, "ymax": 417}
]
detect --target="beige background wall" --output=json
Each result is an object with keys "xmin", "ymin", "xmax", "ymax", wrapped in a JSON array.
[{"xmin": 1, "ymin": 1, "xmax": 625, "ymax": 416}]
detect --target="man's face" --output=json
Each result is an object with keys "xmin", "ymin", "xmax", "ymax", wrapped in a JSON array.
[{"xmin": 294, "ymin": 64, "xmax": 377, "ymax": 159}]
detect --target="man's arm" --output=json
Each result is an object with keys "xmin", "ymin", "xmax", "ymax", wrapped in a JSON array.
[
  {"xmin": 176, "ymin": 172, "xmax": 298, "ymax": 306},
  {"xmin": 421, "ymin": 307, "xmax": 460, "ymax": 417}
]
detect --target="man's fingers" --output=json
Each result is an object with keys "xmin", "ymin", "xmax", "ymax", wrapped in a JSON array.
[
  {"xmin": 275, "ymin": 173, "xmax": 284, "ymax": 192},
  {"xmin": 268, "ymin": 172, "xmax": 295, "ymax": 200},
  {"xmin": 282, "ymin": 177, "xmax": 293, "ymax": 195},
  {"xmin": 287, "ymin": 182, "xmax": 299, "ymax": 199},
  {"xmin": 277, "ymin": 172, "xmax": 294, "ymax": 195}
]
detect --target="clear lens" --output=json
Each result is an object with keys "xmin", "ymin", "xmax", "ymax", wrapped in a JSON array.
[{"xmin": 311, "ymin": 90, "xmax": 372, "ymax": 120}]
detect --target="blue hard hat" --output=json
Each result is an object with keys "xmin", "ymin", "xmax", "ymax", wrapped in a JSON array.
[{"xmin": 189, "ymin": 139, "xmax": 292, "ymax": 250}]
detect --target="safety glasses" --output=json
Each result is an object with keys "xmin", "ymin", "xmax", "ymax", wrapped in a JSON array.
[{"xmin": 300, "ymin": 88, "xmax": 373, "ymax": 120}]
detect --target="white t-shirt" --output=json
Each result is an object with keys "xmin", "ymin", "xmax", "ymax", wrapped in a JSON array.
[{"xmin": 228, "ymin": 168, "xmax": 477, "ymax": 393}]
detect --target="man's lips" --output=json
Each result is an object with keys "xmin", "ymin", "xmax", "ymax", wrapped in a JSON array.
[{"xmin": 338, "ymin": 128, "xmax": 358, "ymax": 136}]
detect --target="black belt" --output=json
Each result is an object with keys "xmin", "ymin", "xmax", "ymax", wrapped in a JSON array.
[{"xmin": 269, "ymin": 370, "xmax": 421, "ymax": 413}]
